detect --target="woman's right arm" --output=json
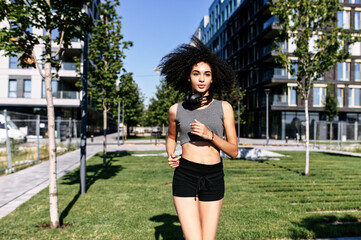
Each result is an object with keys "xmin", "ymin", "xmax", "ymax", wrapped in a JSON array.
[{"xmin": 166, "ymin": 103, "xmax": 180, "ymax": 168}]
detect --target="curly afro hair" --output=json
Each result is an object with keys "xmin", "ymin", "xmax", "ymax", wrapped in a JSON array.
[{"xmin": 158, "ymin": 36, "xmax": 236, "ymax": 95}]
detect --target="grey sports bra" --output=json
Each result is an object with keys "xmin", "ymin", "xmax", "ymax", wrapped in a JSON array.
[{"xmin": 175, "ymin": 100, "xmax": 224, "ymax": 145}]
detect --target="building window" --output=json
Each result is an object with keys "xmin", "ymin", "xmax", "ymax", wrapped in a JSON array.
[
  {"xmin": 8, "ymin": 79, "xmax": 17, "ymax": 98},
  {"xmin": 24, "ymin": 79, "xmax": 31, "ymax": 98},
  {"xmin": 9, "ymin": 56, "xmax": 18, "ymax": 69},
  {"xmin": 337, "ymin": 88, "xmax": 344, "ymax": 107},
  {"xmin": 288, "ymin": 86, "xmax": 297, "ymax": 105},
  {"xmin": 351, "ymin": 41, "xmax": 361, "ymax": 55},
  {"xmin": 313, "ymin": 86, "xmax": 326, "ymax": 106},
  {"xmin": 42, "ymin": 80, "xmax": 58, "ymax": 98},
  {"xmin": 337, "ymin": 62, "xmax": 350, "ymax": 81},
  {"xmin": 355, "ymin": 62, "xmax": 361, "ymax": 81},
  {"xmin": 356, "ymin": 11, "xmax": 361, "ymax": 29},
  {"xmin": 290, "ymin": 61, "xmax": 298, "ymax": 79},
  {"xmin": 337, "ymin": 11, "xmax": 350, "ymax": 29},
  {"xmin": 351, "ymin": 0, "xmax": 360, "ymax": 3},
  {"xmin": 349, "ymin": 87, "xmax": 361, "ymax": 107}
]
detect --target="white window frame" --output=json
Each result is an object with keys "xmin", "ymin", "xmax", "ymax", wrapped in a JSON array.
[
  {"xmin": 355, "ymin": 10, "xmax": 361, "ymax": 30},
  {"xmin": 337, "ymin": 84, "xmax": 345, "ymax": 107},
  {"xmin": 355, "ymin": 60, "xmax": 361, "ymax": 82},
  {"xmin": 338, "ymin": 9, "xmax": 351, "ymax": 29},
  {"xmin": 23, "ymin": 79, "xmax": 31, "ymax": 98},
  {"xmin": 350, "ymin": 41, "xmax": 361, "ymax": 56},
  {"xmin": 349, "ymin": 85, "xmax": 361, "ymax": 107},
  {"xmin": 337, "ymin": 61, "xmax": 350, "ymax": 81},
  {"xmin": 313, "ymin": 84, "xmax": 327, "ymax": 107},
  {"xmin": 287, "ymin": 83, "xmax": 297, "ymax": 106}
]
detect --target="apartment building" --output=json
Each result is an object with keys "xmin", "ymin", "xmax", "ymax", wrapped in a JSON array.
[
  {"xmin": 196, "ymin": 0, "xmax": 361, "ymax": 140},
  {"xmin": 0, "ymin": 1, "xmax": 100, "ymax": 121}
]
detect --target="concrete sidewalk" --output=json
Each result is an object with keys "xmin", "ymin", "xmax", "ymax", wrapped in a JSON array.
[{"xmin": 0, "ymin": 134, "xmax": 168, "ymax": 219}]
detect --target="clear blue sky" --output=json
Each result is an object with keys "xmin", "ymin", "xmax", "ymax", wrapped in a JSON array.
[{"xmin": 118, "ymin": 0, "xmax": 213, "ymax": 107}]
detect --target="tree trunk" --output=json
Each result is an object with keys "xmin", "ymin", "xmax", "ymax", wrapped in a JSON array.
[
  {"xmin": 103, "ymin": 108, "xmax": 107, "ymax": 167},
  {"xmin": 330, "ymin": 121, "xmax": 333, "ymax": 144},
  {"xmin": 304, "ymin": 99, "xmax": 310, "ymax": 176},
  {"xmin": 45, "ymin": 54, "xmax": 60, "ymax": 228}
]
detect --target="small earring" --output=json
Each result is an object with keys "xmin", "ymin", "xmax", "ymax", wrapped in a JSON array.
[{"xmin": 188, "ymin": 79, "xmax": 190, "ymax": 82}]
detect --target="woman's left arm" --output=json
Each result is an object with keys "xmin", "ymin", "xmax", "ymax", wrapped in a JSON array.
[{"xmin": 190, "ymin": 101, "xmax": 239, "ymax": 158}]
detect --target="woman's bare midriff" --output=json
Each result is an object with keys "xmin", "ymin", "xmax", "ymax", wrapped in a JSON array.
[{"xmin": 181, "ymin": 141, "xmax": 221, "ymax": 165}]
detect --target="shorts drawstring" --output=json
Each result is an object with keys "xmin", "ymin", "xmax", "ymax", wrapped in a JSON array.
[{"xmin": 195, "ymin": 176, "xmax": 213, "ymax": 200}]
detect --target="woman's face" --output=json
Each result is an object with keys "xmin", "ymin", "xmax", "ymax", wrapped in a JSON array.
[{"xmin": 189, "ymin": 61, "xmax": 212, "ymax": 95}]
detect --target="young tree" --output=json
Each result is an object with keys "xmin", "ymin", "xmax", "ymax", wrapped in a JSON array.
[
  {"xmin": 86, "ymin": 0, "xmax": 132, "ymax": 167},
  {"xmin": 0, "ymin": 0, "xmax": 91, "ymax": 228},
  {"xmin": 270, "ymin": 0, "xmax": 356, "ymax": 175},
  {"xmin": 221, "ymin": 87, "xmax": 246, "ymax": 126},
  {"xmin": 115, "ymin": 72, "xmax": 144, "ymax": 136},
  {"xmin": 144, "ymin": 78, "xmax": 184, "ymax": 127},
  {"xmin": 324, "ymin": 84, "xmax": 338, "ymax": 143}
]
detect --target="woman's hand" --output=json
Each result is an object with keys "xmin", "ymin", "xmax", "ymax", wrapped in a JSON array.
[
  {"xmin": 190, "ymin": 119, "xmax": 213, "ymax": 140},
  {"xmin": 168, "ymin": 153, "xmax": 181, "ymax": 168}
]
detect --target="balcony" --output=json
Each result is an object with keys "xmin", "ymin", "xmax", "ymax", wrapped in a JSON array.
[
  {"xmin": 261, "ymin": 68, "xmax": 289, "ymax": 82},
  {"xmin": 42, "ymin": 91, "xmax": 80, "ymax": 99},
  {"xmin": 262, "ymin": 44, "xmax": 273, "ymax": 56},
  {"xmin": 61, "ymin": 62, "xmax": 76, "ymax": 71},
  {"xmin": 272, "ymin": 94, "xmax": 288, "ymax": 106},
  {"xmin": 263, "ymin": 16, "xmax": 278, "ymax": 30},
  {"xmin": 55, "ymin": 91, "xmax": 80, "ymax": 99},
  {"xmin": 274, "ymin": 68, "xmax": 288, "ymax": 78}
]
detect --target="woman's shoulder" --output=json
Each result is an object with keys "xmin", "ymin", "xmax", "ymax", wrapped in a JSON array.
[
  {"xmin": 213, "ymin": 99, "xmax": 232, "ymax": 109},
  {"xmin": 169, "ymin": 103, "xmax": 179, "ymax": 113},
  {"xmin": 219, "ymin": 100, "xmax": 233, "ymax": 112}
]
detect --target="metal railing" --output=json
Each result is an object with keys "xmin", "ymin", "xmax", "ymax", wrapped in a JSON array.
[{"xmin": 0, "ymin": 110, "xmax": 80, "ymax": 174}]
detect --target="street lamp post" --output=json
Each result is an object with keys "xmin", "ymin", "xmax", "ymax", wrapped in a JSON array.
[{"xmin": 265, "ymin": 89, "xmax": 271, "ymax": 145}]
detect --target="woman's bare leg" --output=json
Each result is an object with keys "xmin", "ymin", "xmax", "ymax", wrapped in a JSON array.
[
  {"xmin": 173, "ymin": 196, "xmax": 202, "ymax": 240},
  {"xmin": 199, "ymin": 199, "xmax": 223, "ymax": 240}
]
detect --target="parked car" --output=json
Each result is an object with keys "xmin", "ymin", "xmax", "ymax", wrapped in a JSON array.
[{"xmin": 0, "ymin": 114, "xmax": 27, "ymax": 143}]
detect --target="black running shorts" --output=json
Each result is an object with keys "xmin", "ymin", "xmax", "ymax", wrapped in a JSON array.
[{"xmin": 172, "ymin": 157, "xmax": 224, "ymax": 201}]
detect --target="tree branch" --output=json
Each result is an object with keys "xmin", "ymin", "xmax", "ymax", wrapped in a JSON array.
[
  {"xmin": 32, "ymin": 50, "xmax": 45, "ymax": 78},
  {"xmin": 52, "ymin": 25, "xmax": 66, "ymax": 58}
]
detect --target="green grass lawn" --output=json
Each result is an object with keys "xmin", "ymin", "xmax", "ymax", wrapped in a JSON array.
[{"xmin": 0, "ymin": 151, "xmax": 361, "ymax": 239}]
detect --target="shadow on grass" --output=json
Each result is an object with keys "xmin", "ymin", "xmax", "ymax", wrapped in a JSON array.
[
  {"xmin": 259, "ymin": 161, "xmax": 303, "ymax": 175},
  {"xmin": 321, "ymin": 151, "xmax": 360, "ymax": 158},
  {"xmin": 150, "ymin": 214, "xmax": 184, "ymax": 240},
  {"xmin": 291, "ymin": 214, "xmax": 361, "ymax": 239},
  {"xmin": 59, "ymin": 151, "xmax": 129, "ymax": 225}
]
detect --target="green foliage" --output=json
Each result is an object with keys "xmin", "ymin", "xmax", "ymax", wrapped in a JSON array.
[
  {"xmin": 144, "ymin": 78, "xmax": 184, "ymax": 127},
  {"xmin": 219, "ymin": 87, "xmax": 246, "ymax": 125},
  {"xmin": 0, "ymin": 0, "xmax": 92, "ymax": 69},
  {"xmin": 86, "ymin": 0, "xmax": 133, "ymax": 114},
  {"xmin": 114, "ymin": 72, "xmax": 144, "ymax": 127},
  {"xmin": 270, "ymin": 0, "xmax": 355, "ymax": 99},
  {"xmin": 324, "ymin": 84, "xmax": 338, "ymax": 122}
]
